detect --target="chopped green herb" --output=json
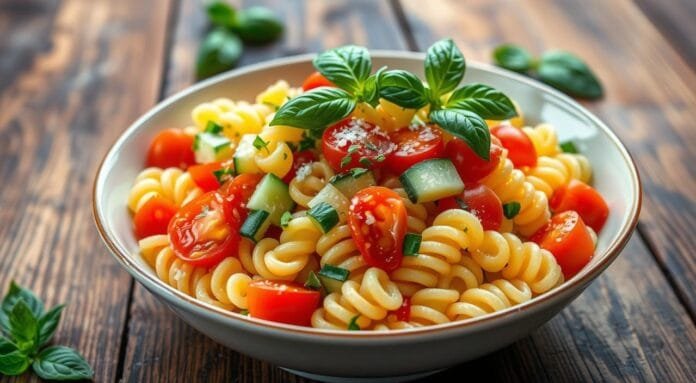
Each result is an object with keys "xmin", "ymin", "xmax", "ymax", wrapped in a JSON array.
[
  {"xmin": 347, "ymin": 144, "xmax": 360, "ymax": 154},
  {"xmin": 503, "ymin": 202, "xmax": 521, "ymax": 219},
  {"xmin": 375, "ymin": 154, "xmax": 385, "ymax": 162},
  {"xmin": 340, "ymin": 155, "xmax": 352, "ymax": 168},
  {"xmin": 351, "ymin": 167, "xmax": 369, "ymax": 178},
  {"xmin": 455, "ymin": 197, "xmax": 469, "ymax": 210},
  {"xmin": 204, "ymin": 121, "xmax": 224, "ymax": 134},
  {"xmin": 298, "ymin": 134, "xmax": 316, "ymax": 151},
  {"xmin": 359, "ymin": 157, "xmax": 372, "ymax": 167},
  {"xmin": 403, "ymin": 233, "xmax": 422, "ymax": 256},
  {"xmin": 253, "ymin": 135, "xmax": 270, "ymax": 153},
  {"xmin": 304, "ymin": 271, "xmax": 323, "ymax": 290},
  {"xmin": 213, "ymin": 168, "xmax": 234, "ymax": 184},
  {"xmin": 318, "ymin": 265, "xmax": 350, "ymax": 282},
  {"xmin": 347, "ymin": 315, "xmax": 361, "ymax": 331},
  {"xmin": 560, "ymin": 141, "xmax": 579, "ymax": 154},
  {"xmin": 365, "ymin": 142, "xmax": 378, "ymax": 151},
  {"xmin": 280, "ymin": 211, "xmax": 293, "ymax": 228},
  {"xmin": 287, "ymin": 142, "xmax": 297, "ymax": 152},
  {"xmin": 239, "ymin": 309, "xmax": 249, "ymax": 316}
]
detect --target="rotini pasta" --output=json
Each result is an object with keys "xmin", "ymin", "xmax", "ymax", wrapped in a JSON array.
[
  {"xmin": 522, "ymin": 123, "xmax": 560, "ymax": 157},
  {"xmin": 127, "ymin": 167, "xmax": 202, "ymax": 212},
  {"xmin": 289, "ymin": 160, "xmax": 334, "ymax": 207},
  {"xmin": 446, "ymin": 279, "xmax": 532, "ymax": 320},
  {"xmin": 524, "ymin": 153, "xmax": 592, "ymax": 197}
]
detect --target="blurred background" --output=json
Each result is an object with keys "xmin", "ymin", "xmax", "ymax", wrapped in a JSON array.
[{"xmin": 1, "ymin": 0, "xmax": 694, "ymax": 382}]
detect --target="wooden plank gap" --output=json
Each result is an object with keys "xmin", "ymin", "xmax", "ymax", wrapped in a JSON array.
[
  {"xmin": 114, "ymin": 278, "xmax": 136, "ymax": 383},
  {"xmin": 388, "ymin": 0, "xmax": 418, "ymax": 51},
  {"xmin": 158, "ymin": 0, "xmax": 185, "ymax": 101}
]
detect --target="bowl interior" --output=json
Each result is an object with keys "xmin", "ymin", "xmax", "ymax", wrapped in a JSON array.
[{"xmin": 94, "ymin": 52, "xmax": 640, "ymax": 335}]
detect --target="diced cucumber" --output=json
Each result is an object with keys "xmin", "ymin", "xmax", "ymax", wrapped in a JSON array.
[
  {"xmin": 329, "ymin": 168, "xmax": 377, "ymax": 198},
  {"xmin": 233, "ymin": 134, "xmax": 261, "ymax": 174},
  {"xmin": 399, "ymin": 158, "xmax": 464, "ymax": 203},
  {"xmin": 308, "ymin": 183, "xmax": 350, "ymax": 223},
  {"xmin": 308, "ymin": 202, "xmax": 339, "ymax": 233},
  {"xmin": 194, "ymin": 132, "xmax": 233, "ymax": 163},
  {"xmin": 246, "ymin": 174, "xmax": 295, "ymax": 226},
  {"xmin": 240, "ymin": 210, "xmax": 271, "ymax": 242},
  {"xmin": 318, "ymin": 265, "xmax": 350, "ymax": 293}
]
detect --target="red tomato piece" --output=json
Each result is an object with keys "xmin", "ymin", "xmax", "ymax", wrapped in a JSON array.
[
  {"xmin": 247, "ymin": 280, "xmax": 321, "ymax": 326},
  {"xmin": 437, "ymin": 184, "xmax": 503, "ymax": 230},
  {"xmin": 146, "ymin": 128, "xmax": 196, "ymax": 169},
  {"xmin": 445, "ymin": 137, "xmax": 503, "ymax": 183},
  {"xmin": 282, "ymin": 150, "xmax": 317, "ymax": 183},
  {"xmin": 301, "ymin": 71, "xmax": 335, "ymax": 91},
  {"xmin": 322, "ymin": 118, "xmax": 396, "ymax": 172},
  {"xmin": 219, "ymin": 173, "xmax": 264, "ymax": 221},
  {"xmin": 188, "ymin": 161, "xmax": 227, "ymax": 192},
  {"xmin": 385, "ymin": 124, "xmax": 445, "ymax": 174},
  {"xmin": 530, "ymin": 211, "xmax": 595, "ymax": 279},
  {"xmin": 393, "ymin": 297, "xmax": 411, "ymax": 322},
  {"xmin": 133, "ymin": 196, "xmax": 178, "ymax": 239},
  {"xmin": 348, "ymin": 186, "xmax": 408, "ymax": 272},
  {"xmin": 168, "ymin": 191, "xmax": 240, "ymax": 267},
  {"xmin": 550, "ymin": 180, "xmax": 609, "ymax": 232},
  {"xmin": 490, "ymin": 124, "xmax": 537, "ymax": 167}
]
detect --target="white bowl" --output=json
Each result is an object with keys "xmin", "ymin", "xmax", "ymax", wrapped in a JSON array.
[{"xmin": 93, "ymin": 52, "xmax": 641, "ymax": 381}]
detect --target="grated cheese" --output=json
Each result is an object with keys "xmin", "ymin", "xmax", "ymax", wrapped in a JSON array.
[{"xmin": 295, "ymin": 163, "xmax": 312, "ymax": 181}]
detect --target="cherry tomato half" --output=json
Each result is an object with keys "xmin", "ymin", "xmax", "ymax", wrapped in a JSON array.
[
  {"xmin": 188, "ymin": 161, "xmax": 227, "ymax": 192},
  {"xmin": 348, "ymin": 186, "xmax": 408, "ymax": 272},
  {"xmin": 247, "ymin": 280, "xmax": 321, "ymax": 326},
  {"xmin": 385, "ymin": 124, "xmax": 445, "ymax": 174},
  {"xmin": 322, "ymin": 118, "xmax": 395, "ymax": 172},
  {"xmin": 393, "ymin": 297, "xmax": 411, "ymax": 322},
  {"xmin": 133, "ymin": 196, "xmax": 178, "ymax": 239},
  {"xmin": 550, "ymin": 180, "xmax": 609, "ymax": 232},
  {"xmin": 302, "ymin": 71, "xmax": 335, "ymax": 91},
  {"xmin": 146, "ymin": 128, "xmax": 196, "ymax": 169},
  {"xmin": 530, "ymin": 211, "xmax": 595, "ymax": 279},
  {"xmin": 490, "ymin": 124, "xmax": 537, "ymax": 168},
  {"xmin": 438, "ymin": 184, "xmax": 503, "ymax": 230},
  {"xmin": 219, "ymin": 173, "xmax": 263, "ymax": 217},
  {"xmin": 282, "ymin": 150, "xmax": 317, "ymax": 183},
  {"xmin": 445, "ymin": 137, "xmax": 503, "ymax": 183}
]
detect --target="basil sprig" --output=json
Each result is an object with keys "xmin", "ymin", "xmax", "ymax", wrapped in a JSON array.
[
  {"xmin": 492, "ymin": 44, "xmax": 603, "ymax": 100},
  {"xmin": 0, "ymin": 281, "xmax": 93, "ymax": 380},
  {"xmin": 272, "ymin": 39, "xmax": 517, "ymax": 160}
]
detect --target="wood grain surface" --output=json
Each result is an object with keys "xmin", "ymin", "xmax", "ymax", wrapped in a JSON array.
[{"xmin": 1, "ymin": 0, "xmax": 694, "ymax": 382}]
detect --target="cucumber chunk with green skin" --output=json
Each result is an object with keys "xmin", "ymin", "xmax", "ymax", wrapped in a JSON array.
[
  {"xmin": 318, "ymin": 265, "xmax": 350, "ymax": 293},
  {"xmin": 308, "ymin": 202, "xmax": 339, "ymax": 233},
  {"xmin": 330, "ymin": 168, "xmax": 377, "ymax": 198},
  {"xmin": 234, "ymin": 134, "xmax": 262, "ymax": 174},
  {"xmin": 246, "ymin": 174, "xmax": 295, "ymax": 226},
  {"xmin": 399, "ymin": 158, "xmax": 464, "ymax": 203},
  {"xmin": 194, "ymin": 132, "xmax": 233, "ymax": 163},
  {"xmin": 240, "ymin": 209, "xmax": 271, "ymax": 242},
  {"xmin": 309, "ymin": 183, "xmax": 350, "ymax": 223}
]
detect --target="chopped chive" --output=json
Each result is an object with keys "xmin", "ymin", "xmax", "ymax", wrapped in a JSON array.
[
  {"xmin": 347, "ymin": 315, "xmax": 361, "ymax": 330},
  {"xmin": 351, "ymin": 167, "xmax": 368, "ymax": 178},
  {"xmin": 375, "ymin": 154, "xmax": 385, "ymax": 162},
  {"xmin": 204, "ymin": 121, "xmax": 224, "ymax": 134},
  {"xmin": 253, "ymin": 135, "xmax": 270, "ymax": 153},
  {"xmin": 347, "ymin": 144, "xmax": 360, "ymax": 154},
  {"xmin": 340, "ymin": 155, "xmax": 352, "ymax": 168},
  {"xmin": 365, "ymin": 142, "xmax": 378, "ymax": 151},
  {"xmin": 403, "ymin": 233, "xmax": 422, "ymax": 256},
  {"xmin": 560, "ymin": 141, "xmax": 579, "ymax": 154},
  {"xmin": 502, "ymin": 202, "xmax": 521, "ymax": 219},
  {"xmin": 280, "ymin": 211, "xmax": 293, "ymax": 228},
  {"xmin": 318, "ymin": 264, "xmax": 350, "ymax": 282},
  {"xmin": 359, "ymin": 157, "xmax": 372, "ymax": 167},
  {"xmin": 304, "ymin": 271, "xmax": 323, "ymax": 290}
]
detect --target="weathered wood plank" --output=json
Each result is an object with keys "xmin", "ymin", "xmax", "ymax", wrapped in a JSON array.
[
  {"xmin": 634, "ymin": 0, "xmax": 696, "ymax": 71},
  {"xmin": 121, "ymin": 1, "xmax": 406, "ymax": 382},
  {"xmin": 0, "ymin": 0, "xmax": 172, "ymax": 381}
]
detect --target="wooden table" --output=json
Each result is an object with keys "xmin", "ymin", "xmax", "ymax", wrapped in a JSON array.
[{"xmin": 2, "ymin": 0, "xmax": 695, "ymax": 381}]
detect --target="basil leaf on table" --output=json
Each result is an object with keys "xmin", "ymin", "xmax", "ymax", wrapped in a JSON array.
[
  {"xmin": 0, "ymin": 281, "xmax": 44, "ymax": 331},
  {"xmin": 425, "ymin": 38, "xmax": 466, "ymax": 97},
  {"xmin": 196, "ymin": 28, "xmax": 243, "ymax": 79},
  {"xmin": 446, "ymin": 83, "xmax": 517, "ymax": 120},
  {"xmin": 270, "ymin": 88, "xmax": 356, "ymax": 131},
  {"xmin": 0, "ymin": 338, "xmax": 29, "ymax": 376},
  {"xmin": 313, "ymin": 45, "xmax": 372, "ymax": 95},
  {"xmin": 493, "ymin": 44, "xmax": 535, "ymax": 73},
  {"xmin": 32, "ymin": 346, "xmax": 94, "ymax": 381},
  {"xmin": 206, "ymin": 0, "xmax": 237, "ymax": 29},
  {"xmin": 37, "ymin": 304, "xmax": 64, "ymax": 348},
  {"xmin": 234, "ymin": 6, "xmax": 284, "ymax": 44},
  {"xmin": 8, "ymin": 300, "xmax": 38, "ymax": 352},
  {"xmin": 378, "ymin": 70, "xmax": 429, "ymax": 109},
  {"xmin": 538, "ymin": 51, "xmax": 603, "ymax": 99},
  {"xmin": 430, "ymin": 109, "xmax": 490, "ymax": 160}
]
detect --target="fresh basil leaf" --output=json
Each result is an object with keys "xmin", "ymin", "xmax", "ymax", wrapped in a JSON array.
[
  {"xmin": 32, "ymin": 346, "xmax": 94, "ymax": 381},
  {"xmin": 378, "ymin": 70, "xmax": 429, "ymax": 109},
  {"xmin": 196, "ymin": 28, "xmax": 243, "ymax": 79},
  {"xmin": 425, "ymin": 38, "xmax": 466, "ymax": 97},
  {"xmin": 1, "ymin": 281, "xmax": 44, "ymax": 333},
  {"xmin": 233, "ymin": 6, "xmax": 283, "ymax": 44},
  {"xmin": 347, "ymin": 315, "xmax": 361, "ymax": 331},
  {"xmin": 0, "ymin": 338, "xmax": 29, "ymax": 376},
  {"xmin": 538, "ymin": 51, "xmax": 603, "ymax": 99},
  {"xmin": 206, "ymin": 1, "xmax": 237, "ymax": 28},
  {"xmin": 270, "ymin": 88, "xmax": 356, "ymax": 131},
  {"xmin": 446, "ymin": 83, "xmax": 517, "ymax": 120},
  {"xmin": 362, "ymin": 66, "xmax": 386, "ymax": 106},
  {"xmin": 559, "ymin": 141, "xmax": 579, "ymax": 154},
  {"xmin": 430, "ymin": 109, "xmax": 490, "ymax": 160},
  {"xmin": 493, "ymin": 44, "xmax": 535, "ymax": 73},
  {"xmin": 37, "ymin": 304, "xmax": 64, "ymax": 348},
  {"xmin": 9, "ymin": 300, "xmax": 38, "ymax": 352},
  {"xmin": 313, "ymin": 45, "xmax": 372, "ymax": 95}
]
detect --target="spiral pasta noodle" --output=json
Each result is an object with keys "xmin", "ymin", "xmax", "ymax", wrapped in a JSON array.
[
  {"xmin": 257, "ymin": 217, "xmax": 322, "ymax": 278},
  {"xmin": 351, "ymin": 99, "xmax": 416, "ymax": 132},
  {"xmin": 408, "ymin": 288, "xmax": 460, "ymax": 326},
  {"xmin": 481, "ymin": 152, "xmax": 550, "ymax": 236},
  {"xmin": 127, "ymin": 167, "xmax": 203, "ymax": 213},
  {"xmin": 393, "ymin": 188, "xmax": 428, "ymax": 233},
  {"xmin": 499, "ymin": 233, "xmax": 563, "ymax": 294},
  {"xmin": 437, "ymin": 255, "xmax": 484, "ymax": 293},
  {"xmin": 289, "ymin": 160, "xmax": 335, "ymax": 207},
  {"xmin": 524, "ymin": 154, "xmax": 592, "ymax": 197},
  {"xmin": 255, "ymin": 80, "xmax": 302, "ymax": 109},
  {"xmin": 192, "ymin": 99, "xmax": 273, "ymax": 139},
  {"xmin": 316, "ymin": 224, "xmax": 368, "ymax": 277},
  {"xmin": 522, "ymin": 123, "xmax": 560, "ymax": 157},
  {"xmin": 446, "ymin": 279, "xmax": 532, "ymax": 320},
  {"xmin": 138, "ymin": 235, "xmax": 207, "ymax": 297}
]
